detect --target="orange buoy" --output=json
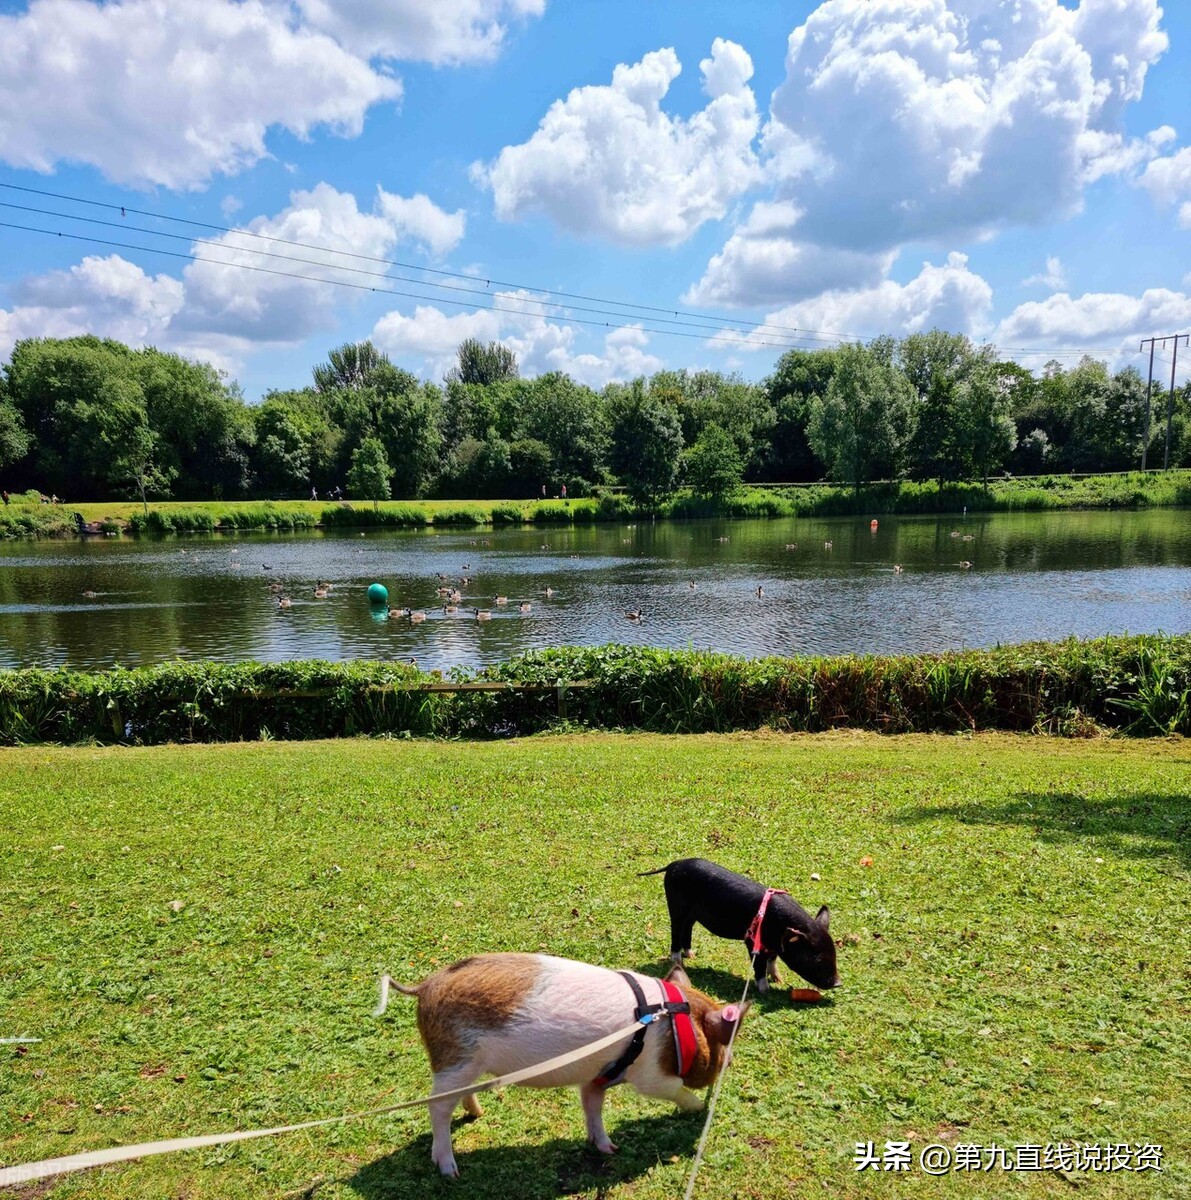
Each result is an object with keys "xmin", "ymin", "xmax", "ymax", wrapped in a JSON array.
[{"xmin": 790, "ymin": 988, "xmax": 824, "ymax": 1003}]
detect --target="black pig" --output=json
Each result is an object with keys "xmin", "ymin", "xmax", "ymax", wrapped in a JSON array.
[{"xmin": 641, "ymin": 858, "xmax": 840, "ymax": 993}]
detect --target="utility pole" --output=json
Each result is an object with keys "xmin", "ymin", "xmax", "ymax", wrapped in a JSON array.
[
  {"xmin": 1140, "ymin": 337, "xmax": 1156, "ymax": 470},
  {"xmin": 1139, "ymin": 333, "xmax": 1188, "ymax": 469},
  {"xmin": 1164, "ymin": 334, "xmax": 1187, "ymax": 470}
]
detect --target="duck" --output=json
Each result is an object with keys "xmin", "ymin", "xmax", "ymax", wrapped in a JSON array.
[
  {"xmin": 540, "ymin": 543, "xmax": 551, "ymax": 550},
  {"xmin": 474, "ymin": 608, "xmax": 492, "ymax": 621},
  {"xmin": 959, "ymin": 560, "xmax": 973, "ymax": 569},
  {"xmin": 688, "ymin": 580, "xmax": 697, "ymax": 589},
  {"xmin": 277, "ymin": 596, "xmax": 292, "ymax": 609},
  {"xmin": 569, "ymin": 554, "xmax": 580, "ymax": 560},
  {"xmin": 313, "ymin": 587, "xmax": 329, "ymax": 599},
  {"xmin": 518, "ymin": 601, "xmax": 532, "ymax": 613},
  {"xmin": 82, "ymin": 590, "xmax": 99, "ymax": 598},
  {"xmin": 443, "ymin": 603, "xmax": 459, "ymax": 614},
  {"xmin": 268, "ymin": 582, "xmax": 285, "ymax": 593},
  {"xmin": 755, "ymin": 586, "xmax": 764, "ymax": 598},
  {"xmin": 408, "ymin": 610, "xmax": 427, "ymax": 624},
  {"xmin": 785, "ymin": 543, "xmax": 798, "ymax": 551},
  {"xmin": 495, "ymin": 596, "xmax": 509, "ymax": 605},
  {"xmin": 460, "ymin": 577, "xmax": 472, "ymax": 586},
  {"xmin": 450, "ymin": 589, "xmax": 462, "ymax": 603},
  {"xmin": 625, "ymin": 608, "xmax": 644, "ymax": 622},
  {"xmin": 621, "ymin": 538, "xmax": 632, "ymax": 544},
  {"xmin": 893, "ymin": 564, "xmax": 903, "ymax": 575},
  {"xmin": 824, "ymin": 540, "xmax": 833, "ymax": 550},
  {"xmin": 542, "ymin": 586, "xmax": 555, "ymax": 598}
]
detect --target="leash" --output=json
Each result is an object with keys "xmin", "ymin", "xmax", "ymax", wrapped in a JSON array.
[
  {"xmin": 0, "ymin": 1017, "xmax": 648, "ymax": 1189},
  {"xmin": 681, "ymin": 972, "xmax": 752, "ymax": 1200}
]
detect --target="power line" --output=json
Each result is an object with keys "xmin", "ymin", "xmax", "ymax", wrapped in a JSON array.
[
  {"xmin": 0, "ymin": 181, "xmax": 855, "ymax": 346},
  {"xmin": 0, "ymin": 218, "xmax": 826, "ymax": 353},
  {"xmin": 0, "ymin": 199, "xmax": 847, "ymax": 348},
  {"xmin": 0, "ymin": 182, "xmax": 1154, "ymax": 362}
]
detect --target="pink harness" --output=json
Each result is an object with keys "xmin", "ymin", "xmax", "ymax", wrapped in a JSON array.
[{"xmin": 745, "ymin": 887, "xmax": 788, "ymax": 956}]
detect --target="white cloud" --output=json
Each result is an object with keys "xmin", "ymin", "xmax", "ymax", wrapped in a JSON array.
[
  {"xmin": 1021, "ymin": 256, "xmax": 1068, "ymax": 290},
  {"xmin": 683, "ymin": 201, "xmax": 893, "ymax": 307},
  {"xmin": 995, "ymin": 287, "xmax": 1191, "ymax": 365},
  {"xmin": 1140, "ymin": 146, "xmax": 1191, "ymax": 228},
  {"xmin": 1, "ymin": 184, "xmax": 467, "ymax": 369},
  {"xmin": 0, "ymin": 0, "xmax": 401, "ymax": 190},
  {"xmin": 371, "ymin": 291, "xmax": 662, "ymax": 386},
  {"xmin": 722, "ymin": 252, "xmax": 994, "ymax": 352},
  {"xmin": 295, "ymin": 0, "xmax": 545, "ymax": 65},
  {"xmin": 763, "ymin": 0, "xmax": 1168, "ymax": 253},
  {"xmin": 475, "ymin": 40, "xmax": 761, "ymax": 246}
]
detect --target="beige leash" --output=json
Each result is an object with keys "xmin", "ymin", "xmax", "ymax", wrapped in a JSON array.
[{"xmin": 0, "ymin": 1018, "xmax": 645, "ymax": 1188}]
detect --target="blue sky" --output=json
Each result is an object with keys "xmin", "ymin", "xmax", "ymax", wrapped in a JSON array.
[{"xmin": 1, "ymin": 0, "xmax": 1189, "ymax": 401}]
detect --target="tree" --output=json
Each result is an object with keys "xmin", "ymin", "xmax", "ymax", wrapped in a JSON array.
[
  {"xmin": 607, "ymin": 381, "xmax": 684, "ymax": 505},
  {"xmin": 313, "ymin": 341, "xmax": 402, "ymax": 394},
  {"xmin": 953, "ymin": 362, "xmax": 1017, "ymax": 485},
  {"xmin": 806, "ymin": 343, "xmax": 917, "ymax": 487},
  {"xmin": 683, "ymin": 423, "xmax": 743, "ymax": 499},
  {"xmin": 448, "ymin": 339, "xmax": 519, "ymax": 387},
  {"xmin": 0, "ymin": 395, "xmax": 29, "ymax": 475},
  {"xmin": 763, "ymin": 348, "xmax": 838, "ymax": 480},
  {"xmin": 253, "ymin": 402, "xmax": 312, "ymax": 495},
  {"xmin": 347, "ymin": 437, "xmax": 391, "ymax": 507},
  {"xmin": 900, "ymin": 330, "xmax": 979, "ymax": 483},
  {"xmin": 514, "ymin": 373, "xmax": 608, "ymax": 490}
]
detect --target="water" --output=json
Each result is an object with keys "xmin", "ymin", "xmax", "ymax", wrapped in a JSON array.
[{"xmin": 0, "ymin": 510, "xmax": 1188, "ymax": 672}]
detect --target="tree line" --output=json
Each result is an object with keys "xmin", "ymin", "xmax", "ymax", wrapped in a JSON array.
[{"xmin": 1, "ymin": 331, "xmax": 1188, "ymax": 505}]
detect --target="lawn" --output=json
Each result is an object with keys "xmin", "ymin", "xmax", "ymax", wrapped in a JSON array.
[{"xmin": 1, "ymin": 732, "xmax": 1188, "ymax": 1198}]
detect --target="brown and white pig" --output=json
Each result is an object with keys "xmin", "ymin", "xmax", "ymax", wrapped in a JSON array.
[{"xmin": 375, "ymin": 952, "xmax": 744, "ymax": 1177}]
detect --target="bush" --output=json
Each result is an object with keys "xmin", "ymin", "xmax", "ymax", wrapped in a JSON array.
[
  {"xmin": 490, "ymin": 503, "xmax": 526, "ymax": 525},
  {"xmin": 0, "ymin": 635, "xmax": 1186, "ymax": 745},
  {"xmin": 319, "ymin": 504, "xmax": 428, "ymax": 528},
  {"xmin": 432, "ymin": 506, "xmax": 484, "ymax": 526},
  {"xmin": 529, "ymin": 502, "xmax": 573, "ymax": 524}
]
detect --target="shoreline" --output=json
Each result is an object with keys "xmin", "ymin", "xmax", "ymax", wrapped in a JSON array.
[{"xmin": 2, "ymin": 470, "xmax": 1190, "ymax": 539}]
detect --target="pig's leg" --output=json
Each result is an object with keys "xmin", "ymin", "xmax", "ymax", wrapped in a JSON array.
[
  {"xmin": 428, "ymin": 1063, "xmax": 481, "ymax": 1177},
  {"xmin": 579, "ymin": 1082, "xmax": 617, "ymax": 1154},
  {"xmin": 635, "ymin": 1073, "xmax": 704, "ymax": 1112},
  {"xmin": 668, "ymin": 909, "xmax": 696, "ymax": 964},
  {"xmin": 462, "ymin": 1092, "xmax": 483, "ymax": 1118},
  {"xmin": 766, "ymin": 955, "xmax": 781, "ymax": 985},
  {"xmin": 747, "ymin": 944, "xmax": 770, "ymax": 993}
]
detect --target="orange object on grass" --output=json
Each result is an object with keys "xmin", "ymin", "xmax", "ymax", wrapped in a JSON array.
[{"xmin": 789, "ymin": 988, "xmax": 824, "ymax": 1003}]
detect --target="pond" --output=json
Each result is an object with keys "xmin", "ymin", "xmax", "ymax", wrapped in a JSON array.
[{"xmin": 1, "ymin": 509, "xmax": 1189, "ymax": 673}]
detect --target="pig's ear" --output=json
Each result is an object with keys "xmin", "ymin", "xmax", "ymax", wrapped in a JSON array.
[
  {"xmin": 816, "ymin": 905, "xmax": 830, "ymax": 930},
  {"xmin": 706, "ymin": 1001, "xmax": 751, "ymax": 1044},
  {"xmin": 665, "ymin": 961, "xmax": 691, "ymax": 988},
  {"xmin": 783, "ymin": 926, "xmax": 806, "ymax": 947}
]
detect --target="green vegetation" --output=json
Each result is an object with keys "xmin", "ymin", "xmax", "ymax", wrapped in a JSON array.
[
  {"xmin": 3, "ymin": 331, "xmax": 1190, "ymax": 512},
  {"xmin": 1, "ymin": 635, "xmax": 1188, "ymax": 746},
  {"xmin": 1, "ymin": 732, "xmax": 1187, "ymax": 1198},
  {"xmin": 1, "ymin": 468, "xmax": 1188, "ymax": 540}
]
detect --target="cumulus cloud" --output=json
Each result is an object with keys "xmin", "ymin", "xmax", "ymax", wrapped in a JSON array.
[
  {"xmin": 295, "ymin": 0, "xmax": 545, "ymax": 65},
  {"xmin": 475, "ymin": 39, "xmax": 761, "ymax": 246},
  {"xmin": 1140, "ymin": 146, "xmax": 1191, "ymax": 228},
  {"xmin": 0, "ymin": 0, "xmax": 401, "ymax": 190},
  {"xmin": 721, "ymin": 252, "xmax": 994, "ymax": 352},
  {"xmin": 995, "ymin": 286, "xmax": 1191, "ymax": 369},
  {"xmin": 683, "ymin": 201, "xmax": 893, "ymax": 307},
  {"xmin": 688, "ymin": 0, "xmax": 1169, "ymax": 308},
  {"xmin": 0, "ymin": 255, "xmax": 183, "ymax": 361},
  {"xmin": 1021, "ymin": 256, "xmax": 1068, "ymax": 290},
  {"xmin": 372, "ymin": 291, "xmax": 662, "ymax": 385},
  {"xmin": 0, "ymin": 184, "xmax": 466, "ymax": 368},
  {"xmin": 0, "ymin": 0, "xmax": 548, "ymax": 189}
]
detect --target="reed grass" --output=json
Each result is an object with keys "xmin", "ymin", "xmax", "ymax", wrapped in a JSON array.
[{"xmin": 1, "ymin": 635, "xmax": 1186, "ymax": 746}]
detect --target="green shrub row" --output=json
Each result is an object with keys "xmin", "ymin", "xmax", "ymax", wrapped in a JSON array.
[{"xmin": 1, "ymin": 635, "xmax": 1186, "ymax": 745}]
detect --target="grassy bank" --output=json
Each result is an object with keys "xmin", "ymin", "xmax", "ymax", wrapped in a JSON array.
[
  {"xmin": 2, "ymin": 635, "xmax": 1188, "ymax": 746},
  {"xmin": 1, "ymin": 732, "xmax": 1187, "ymax": 1199},
  {"xmin": 2, "ymin": 471, "xmax": 1188, "ymax": 538}
]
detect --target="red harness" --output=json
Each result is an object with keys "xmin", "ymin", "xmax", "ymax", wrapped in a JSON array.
[
  {"xmin": 745, "ymin": 887, "xmax": 789, "ymax": 956},
  {"xmin": 593, "ymin": 973, "xmax": 698, "ymax": 1087}
]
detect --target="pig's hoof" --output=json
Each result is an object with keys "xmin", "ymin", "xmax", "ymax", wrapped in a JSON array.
[
  {"xmin": 591, "ymin": 1139, "xmax": 618, "ymax": 1155},
  {"xmin": 434, "ymin": 1154, "xmax": 460, "ymax": 1178},
  {"xmin": 756, "ymin": 978, "xmax": 769, "ymax": 995}
]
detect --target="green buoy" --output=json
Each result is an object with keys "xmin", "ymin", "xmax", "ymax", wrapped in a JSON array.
[{"xmin": 367, "ymin": 583, "xmax": 388, "ymax": 605}]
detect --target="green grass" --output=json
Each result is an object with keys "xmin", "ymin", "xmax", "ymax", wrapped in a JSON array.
[
  {"xmin": 1, "ymin": 732, "xmax": 1188, "ymax": 1198},
  {"xmin": 4, "ymin": 470, "xmax": 1188, "ymax": 539}
]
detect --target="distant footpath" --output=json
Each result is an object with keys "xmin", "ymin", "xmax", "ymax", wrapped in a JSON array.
[{"xmin": 2, "ymin": 470, "xmax": 1189, "ymax": 539}]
